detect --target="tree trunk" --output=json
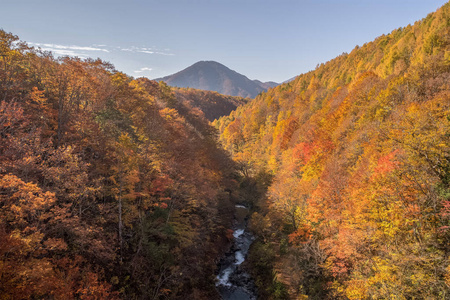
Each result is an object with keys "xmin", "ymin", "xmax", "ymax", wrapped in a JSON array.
[{"xmin": 118, "ymin": 170, "xmax": 124, "ymax": 262}]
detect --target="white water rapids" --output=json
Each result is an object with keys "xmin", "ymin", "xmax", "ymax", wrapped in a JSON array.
[{"xmin": 216, "ymin": 204, "xmax": 257, "ymax": 299}]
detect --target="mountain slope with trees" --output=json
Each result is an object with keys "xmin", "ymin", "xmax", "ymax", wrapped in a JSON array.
[
  {"xmin": 215, "ymin": 2, "xmax": 450, "ymax": 299},
  {"xmin": 0, "ymin": 30, "xmax": 247, "ymax": 299},
  {"xmin": 173, "ymin": 87, "xmax": 248, "ymax": 121}
]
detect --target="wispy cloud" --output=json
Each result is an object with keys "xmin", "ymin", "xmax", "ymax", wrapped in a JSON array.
[
  {"xmin": 119, "ymin": 46, "xmax": 174, "ymax": 56},
  {"xmin": 28, "ymin": 42, "xmax": 174, "ymax": 63},
  {"xmin": 30, "ymin": 42, "xmax": 110, "ymax": 57},
  {"xmin": 134, "ymin": 67, "xmax": 153, "ymax": 73},
  {"xmin": 153, "ymin": 51, "xmax": 174, "ymax": 56},
  {"xmin": 29, "ymin": 42, "xmax": 174, "ymax": 58}
]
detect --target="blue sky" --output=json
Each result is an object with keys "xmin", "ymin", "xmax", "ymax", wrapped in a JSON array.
[{"xmin": 1, "ymin": 0, "xmax": 447, "ymax": 82}]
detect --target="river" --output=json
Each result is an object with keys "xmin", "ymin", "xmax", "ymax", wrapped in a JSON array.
[{"xmin": 216, "ymin": 204, "xmax": 257, "ymax": 299}]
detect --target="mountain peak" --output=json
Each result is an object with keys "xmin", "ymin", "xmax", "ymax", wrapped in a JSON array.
[
  {"xmin": 155, "ymin": 61, "xmax": 278, "ymax": 98},
  {"xmin": 193, "ymin": 60, "xmax": 224, "ymax": 66}
]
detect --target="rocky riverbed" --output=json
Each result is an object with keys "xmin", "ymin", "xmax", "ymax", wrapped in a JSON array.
[{"xmin": 216, "ymin": 204, "xmax": 257, "ymax": 299}]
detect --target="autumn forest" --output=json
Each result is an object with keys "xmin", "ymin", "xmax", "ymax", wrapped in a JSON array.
[{"xmin": 1, "ymin": 2, "xmax": 450, "ymax": 300}]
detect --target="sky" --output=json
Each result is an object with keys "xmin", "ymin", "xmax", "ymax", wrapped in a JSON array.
[{"xmin": 0, "ymin": 0, "xmax": 447, "ymax": 83}]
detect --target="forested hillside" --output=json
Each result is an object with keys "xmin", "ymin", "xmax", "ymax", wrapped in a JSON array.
[
  {"xmin": 0, "ymin": 30, "xmax": 244, "ymax": 299},
  {"xmin": 215, "ymin": 2, "xmax": 450, "ymax": 299},
  {"xmin": 173, "ymin": 87, "xmax": 248, "ymax": 121}
]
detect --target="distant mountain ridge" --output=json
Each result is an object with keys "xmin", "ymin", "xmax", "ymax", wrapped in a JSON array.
[{"xmin": 155, "ymin": 61, "xmax": 278, "ymax": 98}]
